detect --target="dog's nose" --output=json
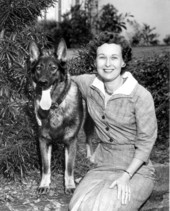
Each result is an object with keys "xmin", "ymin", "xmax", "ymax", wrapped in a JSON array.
[{"xmin": 38, "ymin": 79, "xmax": 48, "ymax": 87}]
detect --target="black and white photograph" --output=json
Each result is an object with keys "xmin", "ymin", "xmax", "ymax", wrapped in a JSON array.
[{"xmin": 0, "ymin": 0, "xmax": 169, "ymax": 210}]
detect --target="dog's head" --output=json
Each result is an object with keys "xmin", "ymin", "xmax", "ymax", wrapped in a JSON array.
[{"xmin": 28, "ymin": 39, "xmax": 67, "ymax": 91}]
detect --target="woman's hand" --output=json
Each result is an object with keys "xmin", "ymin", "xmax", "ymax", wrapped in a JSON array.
[{"xmin": 109, "ymin": 173, "xmax": 131, "ymax": 205}]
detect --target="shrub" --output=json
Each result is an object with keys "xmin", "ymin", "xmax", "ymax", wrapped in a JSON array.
[
  {"xmin": 0, "ymin": 87, "xmax": 38, "ymax": 178},
  {"xmin": 128, "ymin": 54, "xmax": 169, "ymax": 163}
]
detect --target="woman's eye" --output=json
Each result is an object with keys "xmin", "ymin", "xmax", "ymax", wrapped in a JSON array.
[
  {"xmin": 111, "ymin": 57, "xmax": 118, "ymax": 60},
  {"xmin": 99, "ymin": 56, "xmax": 106, "ymax": 59}
]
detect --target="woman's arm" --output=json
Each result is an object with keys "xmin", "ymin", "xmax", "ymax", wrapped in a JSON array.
[
  {"xmin": 71, "ymin": 74, "xmax": 95, "ymax": 99},
  {"xmin": 134, "ymin": 88, "xmax": 157, "ymax": 163},
  {"xmin": 110, "ymin": 87, "xmax": 157, "ymax": 205},
  {"xmin": 122, "ymin": 157, "xmax": 144, "ymax": 178}
]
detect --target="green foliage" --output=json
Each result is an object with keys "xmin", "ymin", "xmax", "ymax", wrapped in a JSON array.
[
  {"xmin": 34, "ymin": 20, "xmax": 62, "ymax": 48},
  {"xmin": 0, "ymin": 0, "xmax": 57, "ymax": 32},
  {"xmin": 163, "ymin": 34, "xmax": 170, "ymax": 45},
  {"xmin": 0, "ymin": 30, "xmax": 44, "ymax": 177},
  {"xmin": 67, "ymin": 47, "xmax": 96, "ymax": 75},
  {"xmin": 0, "ymin": 87, "xmax": 39, "ymax": 178},
  {"xmin": 129, "ymin": 53, "xmax": 169, "ymax": 163},
  {"xmin": 35, "ymin": 5, "xmax": 93, "ymax": 48},
  {"xmin": 61, "ymin": 4, "xmax": 93, "ymax": 47},
  {"xmin": 128, "ymin": 53, "xmax": 169, "ymax": 148},
  {"xmin": 129, "ymin": 22, "xmax": 160, "ymax": 46},
  {"xmin": 97, "ymin": 4, "xmax": 128, "ymax": 33},
  {"xmin": 37, "ymin": 3, "xmax": 133, "ymax": 48}
]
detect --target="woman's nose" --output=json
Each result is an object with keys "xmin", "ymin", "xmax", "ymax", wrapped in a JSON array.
[{"xmin": 105, "ymin": 58, "xmax": 111, "ymax": 67}]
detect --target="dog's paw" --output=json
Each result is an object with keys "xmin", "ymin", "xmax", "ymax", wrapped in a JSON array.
[
  {"xmin": 37, "ymin": 186, "xmax": 50, "ymax": 195},
  {"xmin": 65, "ymin": 187, "xmax": 75, "ymax": 195}
]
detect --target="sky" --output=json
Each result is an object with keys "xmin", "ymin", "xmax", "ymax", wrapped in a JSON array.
[{"xmin": 99, "ymin": 0, "xmax": 170, "ymax": 42}]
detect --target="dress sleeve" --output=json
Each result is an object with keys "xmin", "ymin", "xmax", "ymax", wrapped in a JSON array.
[{"xmin": 134, "ymin": 89, "xmax": 157, "ymax": 163}]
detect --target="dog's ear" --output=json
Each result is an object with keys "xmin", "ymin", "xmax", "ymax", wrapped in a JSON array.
[
  {"xmin": 29, "ymin": 42, "xmax": 40, "ymax": 63},
  {"xmin": 56, "ymin": 39, "xmax": 67, "ymax": 61}
]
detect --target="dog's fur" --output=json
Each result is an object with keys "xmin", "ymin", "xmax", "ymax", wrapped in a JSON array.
[{"xmin": 28, "ymin": 39, "xmax": 93, "ymax": 194}]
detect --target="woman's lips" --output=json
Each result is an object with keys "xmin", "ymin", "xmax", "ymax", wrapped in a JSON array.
[{"xmin": 103, "ymin": 69, "xmax": 114, "ymax": 73}]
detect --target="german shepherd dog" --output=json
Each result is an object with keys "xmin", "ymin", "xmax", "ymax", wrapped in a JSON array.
[{"xmin": 28, "ymin": 39, "xmax": 92, "ymax": 194}]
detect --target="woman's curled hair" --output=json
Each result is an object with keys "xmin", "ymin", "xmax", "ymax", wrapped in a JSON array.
[{"xmin": 79, "ymin": 31, "xmax": 132, "ymax": 74}]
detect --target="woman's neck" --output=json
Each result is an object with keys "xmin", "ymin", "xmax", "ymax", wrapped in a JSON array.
[{"xmin": 104, "ymin": 76, "xmax": 123, "ymax": 95}]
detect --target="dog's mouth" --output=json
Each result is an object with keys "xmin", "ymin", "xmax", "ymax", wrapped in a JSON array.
[
  {"xmin": 39, "ymin": 86, "xmax": 53, "ymax": 110},
  {"xmin": 37, "ymin": 81, "xmax": 50, "ymax": 90},
  {"xmin": 37, "ymin": 78, "xmax": 58, "ymax": 90}
]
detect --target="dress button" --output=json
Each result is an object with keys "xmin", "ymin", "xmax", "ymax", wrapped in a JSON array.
[
  {"xmin": 110, "ymin": 138, "xmax": 113, "ymax": 142},
  {"xmin": 102, "ymin": 115, "xmax": 105, "ymax": 119},
  {"xmin": 105, "ymin": 127, "xmax": 109, "ymax": 131}
]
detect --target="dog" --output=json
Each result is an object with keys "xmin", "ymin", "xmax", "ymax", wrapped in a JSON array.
[{"xmin": 28, "ymin": 39, "xmax": 94, "ymax": 194}]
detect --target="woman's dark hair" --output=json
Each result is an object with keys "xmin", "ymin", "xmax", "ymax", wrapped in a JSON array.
[{"xmin": 84, "ymin": 31, "xmax": 132, "ymax": 74}]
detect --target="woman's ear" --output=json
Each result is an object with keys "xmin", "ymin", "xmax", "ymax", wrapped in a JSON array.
[
  {"xmin": 94, "ymin": 60, "xmax": 97, "ymax": 68},
  {"xmin": 122, "ymin": 63, "xmax": 126, "ymax": 68}
]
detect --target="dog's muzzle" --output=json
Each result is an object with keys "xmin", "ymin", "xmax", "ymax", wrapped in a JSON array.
[{"xmin": 38, "ymin": 79, "xmax": 49, "ymax": 89}]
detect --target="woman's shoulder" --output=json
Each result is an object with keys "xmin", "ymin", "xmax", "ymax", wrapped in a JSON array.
[
  {"xmin": 71, "ymin": 74, "xmax": 96, "ymax": 98},
  {"xmin": 132, "ymin": 83, "xmax": 154, "ymax": 103},
  {"xmin": 71, "ymin": 73, "xmax": 96, "ymax": 86}
]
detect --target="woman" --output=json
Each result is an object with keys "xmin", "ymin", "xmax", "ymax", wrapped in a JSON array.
[{"xmin": 69, "ymin": 32, "xmax": 157, "ymax": 211}]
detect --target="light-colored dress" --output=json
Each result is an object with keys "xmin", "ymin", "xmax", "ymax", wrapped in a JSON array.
[{"xmin": 69, "ymin": 72, "xmax": 157, "ymax": 211}]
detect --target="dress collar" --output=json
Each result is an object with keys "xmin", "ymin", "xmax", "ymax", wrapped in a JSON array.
[{"xmin": 91, "ymin": 72, "xmax": 138, "ymax": 96}]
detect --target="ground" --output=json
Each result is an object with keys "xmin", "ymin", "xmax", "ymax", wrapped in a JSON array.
[
  {"xmin": 0, "ymin": 137, "xmax": 92, "ymax": 211},
  {"xmin": 0, "ymin": 131, "xmax": 168, "ymax": 211},
  {"xmin": 0, "ymin": 171, "xmax": 71, "ymax": 211}
]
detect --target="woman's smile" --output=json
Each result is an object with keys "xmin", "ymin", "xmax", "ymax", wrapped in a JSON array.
[{"xmin": 103, "ymin": 68, "xmax": 114, "ymax": 73}]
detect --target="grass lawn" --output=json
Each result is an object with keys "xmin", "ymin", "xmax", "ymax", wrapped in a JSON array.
[
  {"xmin": 132, "ymin": 45, "xmax": 170, "ymax": 59},
  {"xmin": 67, "ymin": 45, "xmax": 170, "ymax": 60}
]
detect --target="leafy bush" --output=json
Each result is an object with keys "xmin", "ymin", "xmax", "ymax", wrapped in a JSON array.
[
  {"xmin": 129, "ymin": 54, "xmax": 169, "ymax": 162},
  {"xmin": 0, "ymin": 0, "xmax": 57, "ymax": 32},
  {"xmin": 0, "ymin": 86, "xmax": 38, "ymax": 178},
  {"xmin": 35, "ymin": 5, "xmax": 93, "ymax": 48}
]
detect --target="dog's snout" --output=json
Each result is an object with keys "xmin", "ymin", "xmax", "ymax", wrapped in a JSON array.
[{"xmin": 38, "ymin": 79, "xmax": 48, "ymax": 87}]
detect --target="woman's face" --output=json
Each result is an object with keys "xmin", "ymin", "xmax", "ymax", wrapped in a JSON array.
[{"xmin": 96, "ymin": 43, "xmax": 125, "ymax": 82}]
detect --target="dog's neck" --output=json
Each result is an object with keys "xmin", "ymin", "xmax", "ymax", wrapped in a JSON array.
[
  {"xmin": 36, "ymin": 71, "xmax": 71, "ymax": 112},
  {"xmin": 51, "ymin": 72, "xmax": 71, "ymax": 107}
]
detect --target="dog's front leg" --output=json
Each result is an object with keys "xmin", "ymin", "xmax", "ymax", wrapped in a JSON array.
[
  {"xmin": 38, "ymin": 137, "xmax": 52, "ymax": 194},
  {"xmin": 84, "ymin": 111, "xmax": 94, "ymax": 159},
  {"xmin": 64, "ymin": 138, "xmax": 77, "ymax": 194}
]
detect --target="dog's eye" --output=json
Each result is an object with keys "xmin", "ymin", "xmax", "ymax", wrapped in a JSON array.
[
  {"xmin": 51, "ymin": 66, "xmax": 57, "ymax": 73},
  {"xmin": 36, "ymin": 66, "xmax": 41, "ymax": 73}
]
